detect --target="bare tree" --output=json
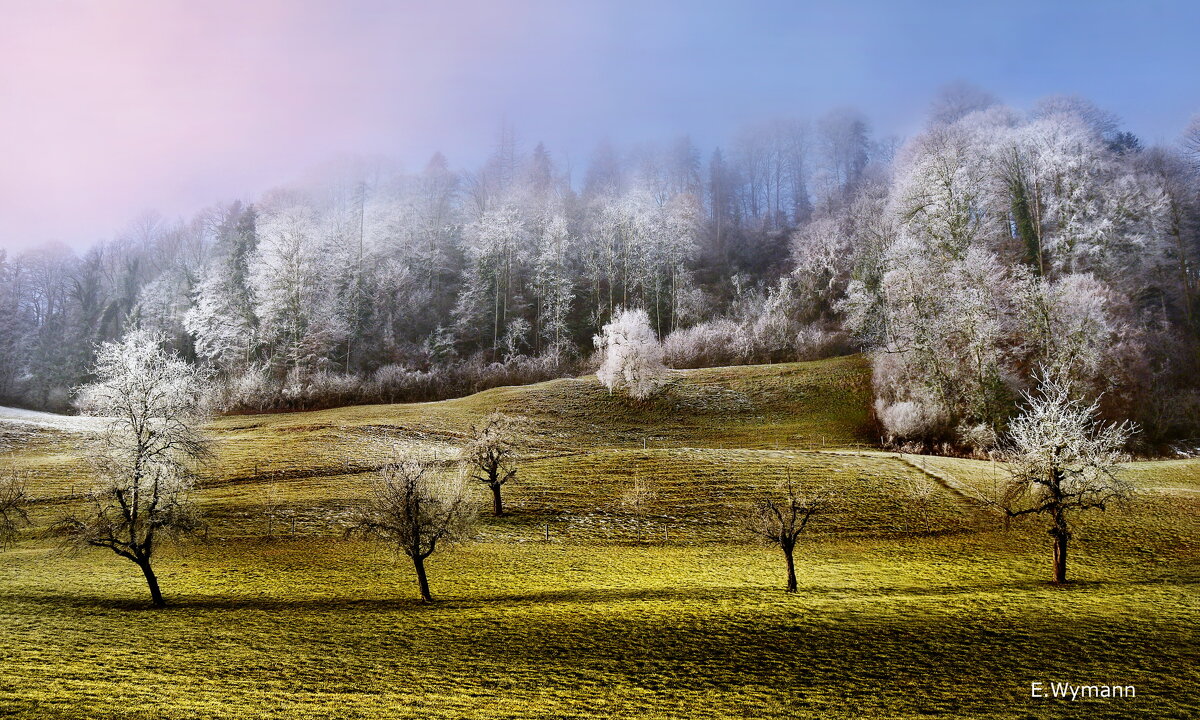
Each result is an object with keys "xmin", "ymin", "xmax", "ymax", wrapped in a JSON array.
[
  {"xmin": 750, "ymin": 478, "xmax": 825, "ymax": 592},
  {"xmin": 0, "ymin": 466, "xmax": 30, "ymax": 548},
  {"xmin": 619, "ymin": 474, "xmax": 656, "ymax": 541},
  {"xmin": 999, "ymin": 373, "xmax": 1134, "ymax": 584},
  {"xmin": 349, "ymin": 453, "xmax": 473, "ymax": 602},
  {"xmin": 896, "ymin": 474, "xmax": 937, "ymax": 534},
  {"xmin": 261, "ymin": 483, "xmax": 287, "ymax": 539},
  {"xmin": 466, "ymin": 412, "xmax": 523, "ymax": 516},
  {"xmin": 57, "ymin": 330, "xmax": 211, "ymax": 608}
]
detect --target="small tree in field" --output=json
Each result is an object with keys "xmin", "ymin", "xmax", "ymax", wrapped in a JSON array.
[
  {"xmin": 59, "ymin": 330, "xmax": 211, "ymax": 607},
  {"xmin": 466, "ymin": 412, "xmax": 523, "ymax": 516},
  {"xmin": 350, "ymin": 454, "xmax": 473, "ymax": 602},
  {"xmin": 0, "ymin": 466, "xmax": 30, "ymax": 548},
  {"xmin": 261, "ymin": 483, "xmax": 288, "ymax": 538},
  {"xmin": 750, "ymin": 478, "xmax": 824, "ymax": 593},
  {"xmin": 593, "ymin": 307, "xmax": 665, "ymax": 400},
  {"xmin": 619, "ymin": 474, "xmax": 656, "ymax": 541},
  {"xmin": 999, "ymin": 373, "xmax": 1134, "ymax": 584}
]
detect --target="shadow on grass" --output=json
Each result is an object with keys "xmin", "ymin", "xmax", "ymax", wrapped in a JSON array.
[
  {"xmin": 4, "ymin": 592, "xmax": 430, "ymax": 612},
  {"xmin": 3, "ymin": 585, "xmax": 741, "ymax": 612},
  {"xmin": 5, "ymin": 575, "xmax": 1191, "ymax": 613},
  {"xmin": 799, "ymin": 575, "xmax": 1195, "ymax": 599},
  {"xmin": 4, "ymin": 581, "xmax": 1195, "ymax": 719}
]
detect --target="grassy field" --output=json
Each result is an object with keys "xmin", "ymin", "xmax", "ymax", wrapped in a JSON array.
[{"xmin": 1, "ymin": 355, "xmax": 1197, "ymax": 719}]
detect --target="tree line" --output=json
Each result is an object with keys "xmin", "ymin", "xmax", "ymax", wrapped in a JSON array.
[{"xmin": 2, "ymin": 85, "xmax": 1198, "ymax": 450}]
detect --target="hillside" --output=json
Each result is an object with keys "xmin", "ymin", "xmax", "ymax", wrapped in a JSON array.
[
  {"xmin": 1, "ymin": 355, "xmax": 1198, "ymax": 719},
  {"xmin": 8, "ymin": 355, "xmax": 875, "ymax": 522}
]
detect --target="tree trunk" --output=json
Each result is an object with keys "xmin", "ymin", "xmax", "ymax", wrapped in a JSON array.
[
  {"xmin": 491, "ymin": 483, "xmax": 504, "ymax": 516},
  {"xmin": 413, "ymin": 554, "xmax": 432, "ymax": 602},
  {"xmin": 139, "ymin": 560, "xmax": 165, "ymax": 608},
  {"xmin": 493, "ymin": 276, "xmax": 501, "ymax": 363},
  {"xmin": 783, "ymin": 545, "xmax": 797, "ymax": 593},
  {"xmin": 1052, "ymin": 530, "xmax": 1069, "ymax": 584}
]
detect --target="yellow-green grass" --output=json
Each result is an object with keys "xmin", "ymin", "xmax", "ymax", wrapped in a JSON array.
[
  {"xmin": 5, "ymin": 355, "xmax": 873, "ymax": 498},
  {"xmin": 2, "ymin": 355, "xmax": 1198, "ymax": 719},
  {"xmin": 1, "ymin": 534, "xmax": 1196, "ymax": 719}
]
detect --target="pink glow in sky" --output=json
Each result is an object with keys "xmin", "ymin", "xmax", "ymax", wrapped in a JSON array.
[
  {"xmin": 3, "ymin": 1, "xmax": 1197, "ymax": 250},
  {"xmin": 0, "ymin": 0, "xmax": 603, "ymax": 249}
]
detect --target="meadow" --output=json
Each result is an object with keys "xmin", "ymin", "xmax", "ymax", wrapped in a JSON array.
[{"xmin": 1, "ymin": 355, "xmax": 1197, "ymax": 719}]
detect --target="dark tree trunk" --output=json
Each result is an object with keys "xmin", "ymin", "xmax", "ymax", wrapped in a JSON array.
[
  {"xmin": 491, "ymin": 483, "xmax": 504, "ymax": 516},
  {"xmin": 1052, "ymin": 530, "xmax": 1069, "ymax": 584},
  {"xmin": 139, "ymin": 559, "xmax": 165, "ymax": 608},
  {"xmin": 783, "ymin": 544, "xmax": 797, "ymax": 593},
  {"xmin": 1049, "ymin": 506, "xmax": 1071, "ymax": 584},
  {"xmin": 413, "ymin": 554, "xmax": 432, "ymax": 602}
]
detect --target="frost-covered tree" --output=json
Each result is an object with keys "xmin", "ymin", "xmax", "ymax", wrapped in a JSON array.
[
  {"xmin": 185, "ymin": 270, "xmax": 257, "ymax": 371},
  {"xmin": 789, "ymin": 215, "xmax": 854, "ymax": 319},
  {"xmin": 850, "ymin": 243, "xmax": 1019, "ymax": 443},
  {"xmin": 889, "ymin": 107, "xmax": 1013, "ymax": 257},
  {"xmin": 59, "ymin": 330, "xmax": 212, "ymax": 607},
  {"xmin": 182, "ymin": 202, "xmax": 258, "ymax": 372},
  {"xmin": 580, "ymin": 189, "xmax": 672, "ymax": 327},
  {"xmin": 1184, "ymin": 115, "xmax": 1200, "ymax": 168},
  {"xmin": 533, "ymin": 214, "xmax": 574, "ymax": 355},
  {"xmin": 999, "ymin": 373, "xmax": 1134, "ymax": 584},
  {"xmin": 455, "ymin": 204, "xmax": 529, "ymax": 358},
  {"xmin": 349, "ymin": 453, "xmax": 473, "ymax": 602},
  {"xmin": 655, "ymin": 193, "xmax": 701, "ymax": 333},
  {"xmin": 0, "ymin": 251, "xmax": 34, "ymax": 400},
  {"xmin": 466, "ymin": 412, "xmax": 523, "ymax": 516},
  {"xmin": 1018, "ymin": 272, "xmax": 1130, "ymax": 397},
  {"xmin": 251, "ymin": 204, "xmax": 348, "ymax": 379},
  {"xmin": 129, "ymin": 260, "xmax": 199, "ymax": 354},
  {"xmin": 843, "ymin": 96, "xmax": 1188, "ymax": 448},
  {"xmin": 594, "ymin": 307, "xmax": 665, "ymax": 400},
  {"xmin": 1002, "ymin": 112, "xmax": 1169, "ymax": 281}
]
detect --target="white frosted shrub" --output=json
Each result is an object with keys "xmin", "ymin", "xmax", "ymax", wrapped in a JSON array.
[
  {"xmin": 876, "ymin": 397, "xmax": 949, "ymax": 442},
  {"xmin": 958, "ymin": 422, "xmax": 998, "ymax": 452},
  {"xmin": 794, "ymin": 325, "xmax": 850, "ymax": 361},
  {"xmin": 594, "ymin": 308, "xmax": 665, "ymax": 400},
  {"xmin": 662, "ymin": 320, "xmax": 738, "ymax": 368}
]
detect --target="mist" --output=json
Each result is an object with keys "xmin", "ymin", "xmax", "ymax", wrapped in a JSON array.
[{"xmin": 2, "ymin": 0, "xmax": 1198, "ymax": 249}]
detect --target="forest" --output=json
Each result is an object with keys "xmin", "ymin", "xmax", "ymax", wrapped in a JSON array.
[{"xmin": 3, "ymin": 85, "xmax": 1199, "ymax": 453}]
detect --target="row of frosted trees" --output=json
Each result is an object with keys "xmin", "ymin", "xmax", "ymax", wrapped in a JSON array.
[
  {"xmin": 3, "ymin": 87, "xmax": 1199, "ymax": 448},
  {"xmin": 0, "ymin": 107, "xmax": 874, "ymax": 413}
]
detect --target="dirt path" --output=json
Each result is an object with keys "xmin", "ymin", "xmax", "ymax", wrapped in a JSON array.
[{"xmin": 818, "ymin": 449, "xmax": 990, "ymax": 509}]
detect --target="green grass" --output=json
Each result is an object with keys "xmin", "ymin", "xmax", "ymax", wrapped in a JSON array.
[
  {"xmin": 2, "ymin": 534, "xmax": 1195, "ymax": 719},
  {"xmin": 2, "ymin": 355, "xmax": 1198, "ymax": 719}
]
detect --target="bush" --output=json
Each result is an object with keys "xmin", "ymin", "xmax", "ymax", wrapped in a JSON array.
[
  {"xmin": 594, "ymin": 308, "xmax": 666, "ymax": 400},
  {"xmin": 662, "ymin": 319, "xmax": 742, "ymax": 368},
  {"xmin": 663, "ymin": 318, "xmax": 852, "ymax": 369},
  {"xmin": 212, "ymin": 353, "xmax": 579, "ymax": 414},
  {"xmin": 875, "ymin": 397, "xmax": 950, "ymax": 443},
  {"xmin": 795, "ymin": 325, "xmax": 853, "ymax": 361}
]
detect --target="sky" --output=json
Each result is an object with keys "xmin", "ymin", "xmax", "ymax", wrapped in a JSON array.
[{"xmin": 1, "ymin": 0, "xmax": 1198, "ymax": 251}]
